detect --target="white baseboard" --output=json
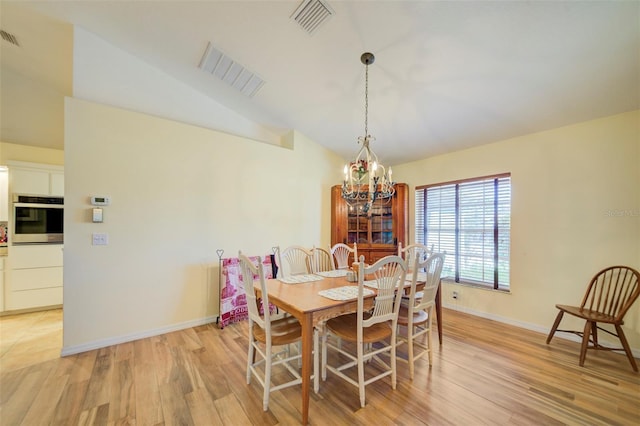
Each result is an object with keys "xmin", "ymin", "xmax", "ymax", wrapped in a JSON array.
[
  {"xmin": 60, "ymin": 315, "xmax": 218, "ymax": 357},
  {"xmin": 442, "ymin": 303, "xmax": 640, "ymax": 359}
]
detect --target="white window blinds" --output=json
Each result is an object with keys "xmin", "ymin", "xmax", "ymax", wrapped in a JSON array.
[{"xmin": 415, "ymin": 174, "xmax": 511, "ymax": 289}]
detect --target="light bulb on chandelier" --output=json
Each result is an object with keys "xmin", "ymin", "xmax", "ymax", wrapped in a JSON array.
[{"xmin": 341, "ymin": 52, "xmax": 395, "ymax": 215}]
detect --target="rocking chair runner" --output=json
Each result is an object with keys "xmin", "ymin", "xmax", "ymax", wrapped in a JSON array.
[{"xmin": 546, "ymin": 265, "xmax": 640, "ymax": 372}]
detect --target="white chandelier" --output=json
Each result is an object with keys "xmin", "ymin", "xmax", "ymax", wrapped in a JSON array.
[{"xmin": 341, "ymin": 52, "xmax": 395, "ymax": 214}]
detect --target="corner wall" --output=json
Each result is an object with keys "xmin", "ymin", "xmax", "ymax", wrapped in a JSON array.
[
  {"xmin": 63, "ymin": 98, "xmax": 342, "ymax": 353},
  {"xmin": 394, "ymin": 110, "xmax": 640, "ymax": 352}
]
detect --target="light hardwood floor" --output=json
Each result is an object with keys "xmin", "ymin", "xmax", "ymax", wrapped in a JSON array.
[{"xmin": 1, "ymin": 308, "xmax": 638, "ymax": 425}]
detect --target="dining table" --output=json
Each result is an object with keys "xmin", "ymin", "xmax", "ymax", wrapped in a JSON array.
[{"xmin": 259, "ymin": 270, "xmax": 442, "ymax": 425}]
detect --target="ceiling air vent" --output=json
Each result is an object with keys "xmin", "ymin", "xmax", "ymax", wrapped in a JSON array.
[
  {"xmin": 198, "ymin": 42, "xmax": 264, "ymax": 98},
  {"xmin": 291, "ymin": 0, "xmax": 334, "ymax": 35},
  {"xmin": 0, "ymin": 30, "xmax": 20, "ymax": 46}
]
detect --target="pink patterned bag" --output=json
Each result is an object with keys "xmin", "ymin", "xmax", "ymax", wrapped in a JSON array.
[{"xmin": 219, "ymin": 254, "xmax": 276, "ymax": 328}]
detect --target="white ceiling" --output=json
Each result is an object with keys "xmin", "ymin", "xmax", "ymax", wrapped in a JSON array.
[{"xmin": 1, "ymin": 1, "xmax": 638, "ymax": 165}]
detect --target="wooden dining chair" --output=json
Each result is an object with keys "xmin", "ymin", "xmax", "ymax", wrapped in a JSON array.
[
  {"xmin": 276, "ymin": 245, "xmax": 312, "ymax": 277},
  {"xmin": 321, "ymin": 255, "xmax": 407, "ymax": 408},
  {"xmin": 546, "ymin": 265, "xmax": 640, "ymax": 372},
  {"xmin": 397, "ymin": 252, "xmax": 445, "ymax": 379},
  {"xmin": 310, "ymin": 246, "xmax": 334, "ymax": 273},
  {"xmin": 330, "ymin": 242, "xmax": 358, "ymax": 270}
]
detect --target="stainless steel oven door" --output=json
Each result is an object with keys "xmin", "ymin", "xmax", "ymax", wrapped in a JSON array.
[{"xmin": 13, "ymin": 202, "xmax": 64, "ymax": 244}]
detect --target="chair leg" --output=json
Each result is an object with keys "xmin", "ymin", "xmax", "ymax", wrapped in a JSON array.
[
  {"xmin": 247, "ymin": 338, "xmax": 255, "ymax": 384},
  {"xmin": 407, "ymin": 322, "xmax": 415, "ymax": 380},
  {"xmin": 358, "ymin": 343, "xmax": 366, "ymax": 408},
  {"xmin": 579, "ymin": 321, "xmax": 592, "ymax": 367},
  {"xmin": 427, "ymin": 317, "xmax": 433, "ymax": 366},
  {"xmin": 615, "ymin": 324, "xmax": 639, "ymax": 372},
  {"xmin": 263, "ymin": 345, "xmax": 271, "ymax": 411},
  {"xmin": 591, "ymin": 323, "xmax": 598, "ymax": 347},
  {"xmin": 391, "ymin": 332, "xmax": 397, "ymax": 390},
  {"xmin": 314, "ymin": 329, "xmax": 320, "ymax": 393},
  {"xmin": 546, "ymin": 310, "xmax": 564, "ymax": 344},
  {"xmin": 321, "ymin": 331, "xmax": 327, "ymax": 381}
]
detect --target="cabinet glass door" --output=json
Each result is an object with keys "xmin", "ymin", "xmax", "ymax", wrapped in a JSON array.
[{"xmin": 347, "ymin": 199, "xmax": 395, "ymax": 245}]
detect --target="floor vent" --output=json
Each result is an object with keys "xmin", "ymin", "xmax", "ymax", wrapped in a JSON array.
[
  {"xmin": 0, "ymin": 30, "xmax": 20, "ymax": 47},
  {"xmin": 291, "ymin": 0, "xmax": 334, "ymax": 35},
  {"xmin": 198, "ymin": 42, "xmax": 264, "ymax": 98}
]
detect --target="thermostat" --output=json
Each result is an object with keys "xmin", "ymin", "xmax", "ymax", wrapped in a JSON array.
[{"xmin": 91, "ymin": 195, "xmax": 111, "ymax": 206}]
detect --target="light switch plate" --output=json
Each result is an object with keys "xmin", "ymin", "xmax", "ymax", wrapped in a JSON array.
[{"xmin": 92, "ymin": 233, "xmax": 108, "ymax": 245}]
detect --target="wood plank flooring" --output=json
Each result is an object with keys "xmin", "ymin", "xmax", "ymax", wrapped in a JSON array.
[{"xmin": 1, "ymin": 308, "xmax": 639, "ymax": 425}]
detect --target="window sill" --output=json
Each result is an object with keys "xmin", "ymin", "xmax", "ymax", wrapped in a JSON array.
[{"xmin": 441, "ymin": 278, "xmax": 511, "ymax": 294}]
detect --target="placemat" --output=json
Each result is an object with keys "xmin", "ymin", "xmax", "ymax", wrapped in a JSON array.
[
  {"xmin": 406, "ymin": 272, "xmax": 428, "ymax": 283},
  {"xmin": 363, "ymin": 280, "xmax": 379, "ymax": 289},
  {"xmin": 316, "ymin": 270, "xmax": 349, "ymax": 278},
  {"xmin": 318, "ymin": 286, "xmax": 374, "ymax": 301},
  {"xmin": 279, "ymin": 274, "xmax": 324, "ymax": 284}
]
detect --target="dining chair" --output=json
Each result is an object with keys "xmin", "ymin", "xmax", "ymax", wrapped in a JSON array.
[
  {"xmin": 239, "ymin": 252, "xmax": 319, "ymax": 410},
  {"xmin": 330, "ymin": 242, "xmax": 358, "ymax": 270},
  {"xmin": 276, "ymin": 245, "xmax": 313, "ymax": 277},
  {"xmin": 546, "ymin": 265, "xmax": 640, "ymax": 372},
  {"xmin": 397, "ymin": 242, "xmax": 433, "ymax": 271},
  {"xmin": 397, "ymin": 242, "xmax": 436, "ymax": 305},
  {"xmin": 396, "ymin": 252, "xmax": 445, "ymax": 379},
  {"xmin": 311, "ymin": 246, "xmax": 334, "ymax": 273},
  {"xmin": 321, "ymin": 255, "xmax": 407, "ymax": 408}
]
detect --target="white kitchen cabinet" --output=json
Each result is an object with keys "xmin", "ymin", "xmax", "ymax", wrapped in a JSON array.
[
  {"xmin": 50, "ymin": 172, "xmax": 64, "ymax": 196},
  {"xmin": 8, "ymin": 161, "xmax": 64, "ymax": 196},
  {"xmin": 0, "ymin": 257, "xmax": 4, "ymax": 312},
  {"xmin": 0, "ymin": 169, "xmax": 8, "ymax": 221},
  {"xmin": 10, "ymin": 168, "xmax": 50, "ymax": 195},
  {"xmin": 5, "ymin": 245, "xmax": 63, "ymax": 311}
]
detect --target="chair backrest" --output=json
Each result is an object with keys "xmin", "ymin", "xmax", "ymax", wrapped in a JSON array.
[
  {"xmin": 238, "ymin": 252, "xmax": 270, "ymax": 332},
  {"xmin": 330, "ymin": 243, "xmax": 358, "ymax": 270},
  {"xmin": 276, "ymin": 245, "xmax": 312, "ymax": 277},
  {"xmin": 311, "ymin": 246, "xmax": 334, "ymax": 273},
  {"xmin": 406, "ymin": 252, "xmax": 446, "ymax": 312},
  {"xmin": 355, "ymin": 255, "xmax": 407, "ymax": 332},
  {"xmin": 398, "ymin": 243, "xmax": 433, "ymax": 271},
  {"xmin": 580, "ymin": 266, "xmax": 640, "ymax": 321}
]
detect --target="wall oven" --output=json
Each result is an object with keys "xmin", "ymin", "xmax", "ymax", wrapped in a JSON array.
[{"xmin": 12, "ymin": 194, "xmax": 64, "ymax": 244}]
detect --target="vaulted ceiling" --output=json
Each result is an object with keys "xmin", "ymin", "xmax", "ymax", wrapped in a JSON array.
[{"xmin": 1, "ymin": 1, "xmax": 638, "ymax": 165}]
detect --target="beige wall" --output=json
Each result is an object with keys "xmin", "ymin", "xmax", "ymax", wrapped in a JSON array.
[
  {"xmin": 63, "ymin": 98, "xmax": 343, "ymax": 353},
  {"xmin": 394, "ymin": 110, "xmax": 640, "ymax": 352},
  {"xmin": 0, "ymin": 141, "xmax": 64, "ymax": 165}
]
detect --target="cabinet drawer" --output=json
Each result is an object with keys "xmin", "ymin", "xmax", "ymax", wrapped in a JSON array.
[
  {"xmin": 11, "ymin": 267, "xmax": 62, "ymax": 291},
  {"xmin": 7, "ymin": 287, "xmax": 62, "ymax": 310},
  {"xmin": 10, "ymin": 245, "xmax": 63, "ymax": 269}
]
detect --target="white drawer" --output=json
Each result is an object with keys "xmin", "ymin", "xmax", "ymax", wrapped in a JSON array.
[
  {"xmin": 11, "ymin": 267, "xmax": 63, "ymax": 291},
  {"xmin": 10, "ymin": 245, "xmax": 63, "ymax": 269},
  {"xmin": 7, "ymin": 287, "xmax": 62, "ymax": 310}
]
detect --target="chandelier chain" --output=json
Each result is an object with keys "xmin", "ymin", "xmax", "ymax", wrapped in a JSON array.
[{"xmin": 364, "ymin": 62, "xmax": 369, "ymax": 138}]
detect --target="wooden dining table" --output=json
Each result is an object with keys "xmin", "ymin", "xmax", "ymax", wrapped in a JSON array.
[{"xmin": 260, "ymin": 273, "xmax": 442, "ymax": 425}]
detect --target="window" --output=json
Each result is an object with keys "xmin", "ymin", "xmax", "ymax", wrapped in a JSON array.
[{"xmin": 415, "ymin": 174, "xmax": 511, "ymax": 290}]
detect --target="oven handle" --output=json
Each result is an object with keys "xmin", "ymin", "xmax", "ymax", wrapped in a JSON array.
[{"xmin": 14, "ymin": 203, "xmax": 64, "ymax": 209}]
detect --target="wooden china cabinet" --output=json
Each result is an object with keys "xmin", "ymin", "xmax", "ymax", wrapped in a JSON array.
[{"xmin": 331, "ymin": 183, "xmax": 408, "ymax": 264}]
